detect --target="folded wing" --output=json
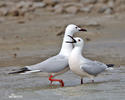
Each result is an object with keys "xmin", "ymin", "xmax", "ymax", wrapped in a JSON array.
[
  {"xmin": 27, "ymin": 54, "xmax": 69, "ymax": 73},
  {"xmin": 80, "ymin": 60, "xmax": 107, "ymax": 76}
]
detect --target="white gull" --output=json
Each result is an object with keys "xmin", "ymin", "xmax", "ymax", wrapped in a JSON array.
[
  {"xmin": 67, "ymin": 35, "xmax": 114, "ymax": 84},
  {"xmin": 9, "ymin": 24, "xmax": 87, "ymax": 86}
]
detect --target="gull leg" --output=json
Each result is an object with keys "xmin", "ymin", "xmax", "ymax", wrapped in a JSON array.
[
  {"xmin": 49, "ymin": 75, "xmax": 64, "ymax": 87},
  {"xmin": 92, "ymin": 80, "xmax": 94, "ymax": 83},
  {"xmin": 50, "ymin": 80, "xmax": 53, "ymax": 85},
  {"xmin": 81, "ymin": 78, "xmax": 83, "ymax": 84},
  {"xmin": 90, "ymin": 77, "xmax": 94, "ymax": 83}
]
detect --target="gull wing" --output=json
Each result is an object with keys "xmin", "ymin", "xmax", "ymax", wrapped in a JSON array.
[
  {"xmin": 80, "ymin": 60, "xmax": 107, "ymax": 76},
  {"xmin": 27, "ymin": 54, "xmax": 68, "ymax": 73}
]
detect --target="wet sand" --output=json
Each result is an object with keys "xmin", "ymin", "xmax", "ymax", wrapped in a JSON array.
[
  {"xmin": 0, "ymin": 9, "xmax": 125, "ymax": 100},
  {"xmin": 1, "ymin": 66, "xmax": 125, "ymax": 100}
]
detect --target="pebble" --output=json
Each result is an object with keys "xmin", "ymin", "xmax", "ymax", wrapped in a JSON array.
[
  {"xmin": 6, "ymin": 2, "xmax": 15, "ymax": 7},
  {"xmin": 98, "ymin": 0, "xmax": 109, "ymax": 3},
  {"xmin": 65, "ymin": 6, "xmax": 79, "ymax": 14},
  {"xmin": 33, "ymin": 2, "xmax": 46, "ymax": 8},
  {"xmin": 80, "ymin": 5, "xmax": 93, "ymax": 13},
  {"xmin": 64, "ymin": 2, "xmax": 83, "ymax": 8},
  {"xmin": 81, "ymin": 0, "xmax": 98, "ymax": 4},
  {"xmin": 9, "ymin": 8, "xmax": 19, "ymax": 16},
  {"xmin": 27, "ymin": 7, "xmax": 35, "ymax": 12},
  {"xmin": 0, "ymin": 8, "xmax": 9, "ymax": 16},
  {"xmin": 24, "ymin": 1, "xmax": 33, "ymax": 8},
  {"xmin": 104, "ymin": 8, "xmax": 113, "ymax": 14},
  {"xmin": 32, "ymin": 0, "xmax": 43, "ymax": 2},
  {"xmin": 16, "ymin": 1, "xmax": 33, "ymax": 9},
  {"xmin": 43, "ymin": 0, "xmax": 59, "ymax": 6},
  {"xmin": 17, "ymin": 20, "xmax": 25, "ymax": 24},
  {"xmin": 46, "ymin": 6, "xmax": 54, "ymax": 12},
  {"xmin": 61, "ymin": 0, "xmax": 80, "ymax": 3},
  {"xmin": 107, "ymin": 0, "xmax": 114, "ymax": 8},
  {"xmin": 98, "ymin": 5, "xmax": 107, "ymax": 13},
  {"xmin": 54, "ymin": 4, "xmax": 64, "ymax": 13},
  {"xmin": 0, "ymin": 2, "xmax": 7, "ymax": 7},
  {"xmin": 19, "ymin": 8, "xmax": 27, "ymax": 16},
  {"xmin": 16, "ymin": 1, "xmax": 26, "ymax": 9}
]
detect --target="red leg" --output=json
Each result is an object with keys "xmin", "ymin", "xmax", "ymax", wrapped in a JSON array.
[{"xmin": 49, "ymin": 75, "xmax": 64, "ymax": 87}]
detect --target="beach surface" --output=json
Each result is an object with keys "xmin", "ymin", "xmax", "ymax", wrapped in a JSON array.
[{"xmin": 0, "ymin": 1, "xmax": 125, "ymax": 99}]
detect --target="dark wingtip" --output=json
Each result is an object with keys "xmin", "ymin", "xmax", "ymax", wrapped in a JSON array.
[
  {"xmin": 106, "ymin": 64, "xmax": 115, "ymax": 67},
  {"xmin": 8, "ymin": 67, "xmax": 30, "ymax": 74}
]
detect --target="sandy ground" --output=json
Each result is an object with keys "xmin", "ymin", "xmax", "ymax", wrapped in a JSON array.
[
  {"xmin": 0, "ymin": 10, "xmax": 125, "ymax": 67},
  {"xmin": 0, "ymin": 65, "xmax": 125, "ymax": 100},
  {"xmin": 0, "ymin": 7, "xmax": 125, "ymax": 100}
]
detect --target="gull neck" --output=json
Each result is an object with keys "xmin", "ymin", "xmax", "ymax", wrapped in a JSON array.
[
  {"xmin": 72, "ymin": 46, "xmax": 83, "ymax": 56},
  {"xmin": 59, "ymin": 31, "xmax": 74, "ymax": 57}
]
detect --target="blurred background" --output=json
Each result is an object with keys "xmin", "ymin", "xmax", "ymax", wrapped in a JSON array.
[
  {"xmin": 0, "ymin": 0, "xmax": 124, "ymax": 16},
  {"xmin": 0, "ymin": 0, "xmax": 125, "ymax": 67},
  {"xmin": 0, "ymin": 1, "xmax": 125, "ymax": 100}
]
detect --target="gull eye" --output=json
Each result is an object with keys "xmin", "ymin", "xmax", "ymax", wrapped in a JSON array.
[
  {"xmin": 78, "ymin": 39, "xmax": 81, "ymax": 41},
  {"xmin": 75, "ymin": 27, "xmax": 77, "ymax": 29}
]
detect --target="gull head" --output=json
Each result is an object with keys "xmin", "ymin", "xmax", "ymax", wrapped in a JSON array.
[
  {"xmin": 65, "ymin": 24, "xmax": 87, "ymax": 35},
  {"xmin": 66, "ymin": 35, "xmax": 84, "ymax": 47},
  {"xmin": 73, "ymin": 37, "xmax": 84, "ymax": 47}
]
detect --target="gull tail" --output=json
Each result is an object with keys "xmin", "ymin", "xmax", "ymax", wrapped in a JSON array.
[
  {"xmin": 106, "ymin": 64, "xmax": 115, "ymax": 71},
  {"xmin": 9, "ymin": 67, "xmax": 41, "ymax": 74},
  {"xmin": 106, "ymin": 64, "xmax": 114, "ymax": 68},
  {"xmin": 8, "ymin": 67, "xmax": 31, "ymax": 74}
]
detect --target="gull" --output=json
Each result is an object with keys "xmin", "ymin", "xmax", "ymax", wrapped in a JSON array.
[
  {"xmin": 9, "ymin": 24, "xmax": 87, "ymax": 86},
  {"xmin": 66, "ymin": 35, "xmax": 114, "ymax": 84}
]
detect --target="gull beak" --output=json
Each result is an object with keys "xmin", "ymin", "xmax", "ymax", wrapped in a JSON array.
[
  {"xmin": 66, "ymin": 35, "xmax": 76, "ymax": 43},
  {"xmin": 79, "ymin": 28, "xmax": 87, "ymax": 32}
]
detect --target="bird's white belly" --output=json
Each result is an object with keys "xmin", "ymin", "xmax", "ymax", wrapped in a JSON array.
[{"xmin": 69, "ymin": 58, "xmax": 88, "ymax": 77}]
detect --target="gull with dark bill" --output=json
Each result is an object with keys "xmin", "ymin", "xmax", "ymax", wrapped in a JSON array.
[
  {"xmin": 9, "ymin": 24, "xmax": 87, "ymax": 87},
  {"xmin": 67, "ymin": 35, "xmax": 114, "ymax": 84}
]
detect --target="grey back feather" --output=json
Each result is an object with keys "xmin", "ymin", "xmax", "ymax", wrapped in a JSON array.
[
  {"xmin": 81, "ymin": 60, "xmax": 107, "ymax": 76},
  {"xmin": 28, "ymin": 54, "xmax": 68, "ymax": 73}
]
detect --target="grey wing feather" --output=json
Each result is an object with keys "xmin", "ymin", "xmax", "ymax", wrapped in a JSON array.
[
  {"xmin": 27, "ymin": 54, "xmax": 68, "ymax": 73},
  {"xmin": 81, "ymin": 60, "xmax": 107, "ymax": 76}
]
